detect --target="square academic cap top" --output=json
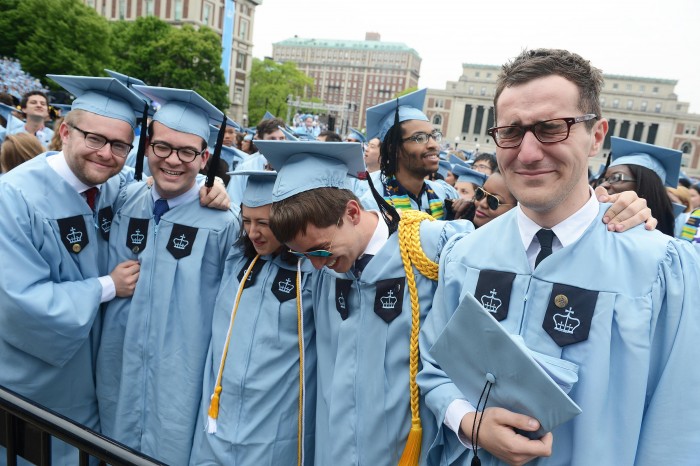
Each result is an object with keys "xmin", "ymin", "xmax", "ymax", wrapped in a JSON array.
[
  {"xmin": 132, "ymin": 85, "xmax": 225, "ymax": 142},
  {"xmin": 254, "ymin": 140, "xmax": 366, "ymax": 202},
  {"xmin": 365, "ymin": 88, "xmax": 428, "ymax": 141},
  {"xmin": 47, "ymin": 75, "xmax": 146, "ymax": 129},
  {"xmin": 346, "ymin": 127, "xmax": 367, "ymax": 144},
  {"xmin": 452, "ymin": 164, "xmax": 488, "ymax": 186},
  {"xmin": 429, "ymin": 292, "xmax": 582, "ymax": 439},
  {"xmin": 229, "ymin": 170, "xmax": 277, "ymax": 207},
  {"xmin": 610, "ymin": 136, "xmax": 682, "ymax": 188}
]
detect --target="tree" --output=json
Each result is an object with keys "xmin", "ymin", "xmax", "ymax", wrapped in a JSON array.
[
  {"xmin": 248, "ymin": 58, "xmax": 314, "ymax": 126},
  {"xmin": 0, "ymin": 0, "xmax": 21, "ymax": 58},
  {"xmin": 111, "ymin": 19, "xmax": 229, "ymax": 110},
  {"xmin": 8, "ymin": 0, "xmax": 113, "ymax": 83}
]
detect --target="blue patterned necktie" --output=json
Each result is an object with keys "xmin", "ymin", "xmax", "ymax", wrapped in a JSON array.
[{"xmin": 153, "ymin": 198, "xmax": 170, "ymax": 225}]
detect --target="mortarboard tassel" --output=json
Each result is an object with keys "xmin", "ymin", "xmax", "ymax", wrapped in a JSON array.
[
  {"xmin": 206, "ymin": 115, "xmax": 227, "ymax": 188},
  {"xmin": 295, "ymin": 259, "xmax": 306, "ymax": 466},
  {"xmin": 134, "ymin": 102, "xmax": 149, "ymax": 181}
]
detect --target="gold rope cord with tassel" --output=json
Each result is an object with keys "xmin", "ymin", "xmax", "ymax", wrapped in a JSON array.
[
  {"xmin": 295, "ymin": 258, "xmax": 305, "ymax": 466},
  {"xmin": 207, "ymin": 254, "xmax": 260, "ymax": 434},
  {"xmin": 397, "ymin": 210, "xmax": 439, "ymax": 466}
]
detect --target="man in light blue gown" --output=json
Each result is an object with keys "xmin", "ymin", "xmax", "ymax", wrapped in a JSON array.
[
  {"xmin": 0, "ymin": 75, "xmax": 145, "ymax": 465},
  {"xmin": 262, "ymin": 140, "xmax": 473, "ymax": 466},
  {"xmin": 96, "ymin": 86, "xmax": 238, "ymax": 466},
  {"xmin": 418, "ymin": 48, "xmax": 700, "ymax": 466}
]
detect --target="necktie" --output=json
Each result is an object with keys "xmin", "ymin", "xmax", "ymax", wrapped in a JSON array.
[
  {"xmin": 84, "ymin": 187, "xmax": 98, "ymax": 211},
  {"xmin": 153, "ymin": 199, "xmax": 170, "ymax": 225},
  {"xmin": 534, "ymin": 228, "xmax": 555, "ymax": 268},
  {"xmin": 353, "ymin": 254, "xmax": 374, "ymax": 278}
]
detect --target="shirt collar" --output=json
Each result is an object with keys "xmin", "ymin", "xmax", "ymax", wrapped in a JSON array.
[
  {"xmin": 517, "ymin": 187, "xmax": 600, "ymax": 250},
  {"xmin": 362, "ymin": 210, "xmax": 389, "ymax": 257},
  {"xmin": 46, "ymin": 151, "xmax": 102, "ymax": 194},
  {"xmin": 150, "ymin": 182, "xmax": 200, "ymax": 208}
]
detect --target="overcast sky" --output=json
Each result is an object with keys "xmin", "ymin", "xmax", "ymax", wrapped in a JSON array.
[{"xmin": 251, "ymin": 0, "xmax": 700, "ymax": 113}]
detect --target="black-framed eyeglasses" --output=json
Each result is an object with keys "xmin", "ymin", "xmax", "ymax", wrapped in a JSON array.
[
  {"xmin": 149, "ymin": 142, "xmax": 203, "ymax": 163},
  {"xmin": 401, "ymin": 130, "xmax": 443, "ymax": 145},
  {"xmin": 288, "ymin": 217, "xmax": 341, "ymax": 259},
  {"xmin": 487, "ymin": 114, "xmax": 598, "ymax": 148},
  {"xmin": 595, "ymin": 172, "xmax": 636, "ymax": 187},
  {"xmin": 474, "ymin": 186, "xmax": 514, "ymax": 210},
  {"xmin": 68, "ymin": 124, "xmax": 133, "ymax": 158}
]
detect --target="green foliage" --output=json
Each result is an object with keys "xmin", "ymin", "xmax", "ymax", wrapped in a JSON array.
[
  {"xmin": 396, "ymin": 86, "xmax": 418, "ymax": 98},
  {"xmin": 0, "ymin": 0, "xmax": 21, "ymax": 57},
  {"xmin": 8, "ymin": 0, "xmax": 112, "ymax": 83},
  {"xmin": 248, "ymin": 58, "xmax": 314, "ymax": 125}
]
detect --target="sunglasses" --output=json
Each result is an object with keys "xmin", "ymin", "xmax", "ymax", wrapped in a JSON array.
[
  {"xmin": 474, "ymin": 186, "xmax": 514, "ymax": 210},
  {"xmin": 288, "ymin": 217, "xmax": 341, "ymax": 259}
]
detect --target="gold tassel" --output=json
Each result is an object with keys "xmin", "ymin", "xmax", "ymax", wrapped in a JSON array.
[{"xmin": 398, "ymin": 421, "xmax": 422, "ymax": 466}]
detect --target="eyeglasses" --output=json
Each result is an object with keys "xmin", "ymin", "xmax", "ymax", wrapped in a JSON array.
[
  {"xmin": 596, "ymin": 172, "xmax": 636, "ymax": 186},
  {"xmin": 69, "ymin": 125, "xmax": 133, "ymax": 158},
  {"xmin": 149, "ymin": 142, "xmax": 203, "ymax": 163},
  {"xmin": 487, "ymin": 114, "xmax": 598, "ymax": 148},
  {"xmin": 288, "ymin": 217, "xmax": 341, "ymax": 259},
  {"xmin": 474, "ymin": 186, "xmax": 514, "ymax": 210},
  {"xmin": 402, "ymin": 130, "xmax": 443, "ymax": 145}
]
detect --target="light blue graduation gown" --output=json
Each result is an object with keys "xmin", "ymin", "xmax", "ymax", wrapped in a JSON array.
[
  {"xmin": 7, "ymin": 123, "xmax": 54, "ymax": 147},
  {"xmin": 189, "ymin": 249, "xmax": 316, "ymax": 465},
  {"xmin": 312, "ymin": 218, "xmax": 473, "ymax": 466},
  {"xmin": 0, "ymin": 153, "xmax": 121, "ymax": 465},
  {"xmin": 418, "ymin": 206, "xmax": 700, "ymax": 465},
  {"xmin": 96, "ymin": 182, "xmax": 238, "ymax": 466},
  {"xmin": 360, "ymin": 174, "xmax": 458, "ymax": 215}
]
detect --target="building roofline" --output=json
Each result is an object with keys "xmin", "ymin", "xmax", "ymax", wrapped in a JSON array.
[{"xmin": 273, "ymin": 37, "xmax": 420, "ymax": 57}]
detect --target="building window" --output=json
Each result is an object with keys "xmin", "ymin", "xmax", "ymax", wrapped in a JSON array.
[
  {"xmin": 174, "ymin": 0, "xmax": 183, "ymax": 20},
  {"xmin": 236, "ymin": 53, "xmax": 247, "ymax": 70},
  {"xmin": 475, "ymin": 71, "xmax": 480, "ymax": 77},
  {"xmin": 435, "ymin": 99, "xmax": 444, "ymax": 108},
  {"xmin": 640, "ymin": 85, "xmax": 645, "ymax": 92},
  {"xmin": 203, "ymin": 2, "xmax": 212, "ymax": 25},
  {"xmin": 655, "ymin": 103, "xmax": 662, "ymax": 113},
  {"xmin": 145, "ymin": 0, "xmax": 154, "ymax": 15},
  {"xmin": 233, "ymin": 87, "xmax": 243, "ymax": 105},
  {"xmin": 627, "ymin": 99, "xmax": 633, "ymax": 110},
  {"xmin": 432, "ymin": 114, "xmax": 442, "ymax": 125},
  {"xmin": 652, "ymin": 86, "xmax": 659, "ymax": 94},
  {"xmin": 612, "ymin": 83, "xmax": 618, "ymax": 89},
  {"xmin": 641, "ymin": 101, "xmax": 647, "ymax": 112},
  {"xmin": 239, "ymin": 18, "xmax": 249, "ymax": 40},
  {"xmin": 612, "ymin": 99, "xmax": 619, "ymax": 109},
  {"xmin": 626, "ymin": 84, "xmax": 632, "ymax": 91},
  {"xmin": 600, "ymin": 97, "xmax": 605, "ymax": 107},
  {"xmin": 480, "ymin": 87, "xmax": 486, "ymax": 96},
  {"xmin": 468, "ymin": 86, "xmax": 474, "ymax": 95},
  {"xmin": 119, "ymin": 0, "xmax": 126, "ymax": 19}
]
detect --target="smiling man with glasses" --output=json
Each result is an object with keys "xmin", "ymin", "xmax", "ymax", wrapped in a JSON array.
[
  {"xmin": 360, "ymin": 89, "xmax": 459, "ymax": 220},
  {"xmin": 419, "ymin": 48, "xmax": 700, "ymax": 466}
]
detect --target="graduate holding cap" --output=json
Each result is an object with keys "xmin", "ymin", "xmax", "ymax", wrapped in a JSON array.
[
  {"xmin": 190, "ymin": 170, "xmax": 316, "ymax": 465},
  {"xmin": 360, "ymin": 89, "xmax": 458, "ymax": 219},
  {"xmin": 418, "ymin": 48, "xmax": 700, "ymax": 466},
  {"xmin": 599, "ymin": 136, "xmax": 681, "ymax": 237},
  {"xmin": 0, "ymin": 74, "xmax": 146, "ymax": 465},
  {"xmin": 261, "ymin": 139, "xmax": 473, "ymax": 466},
  {"xmin": 95, "ymin": 85, "xmax": 239, "ymax": 465}
]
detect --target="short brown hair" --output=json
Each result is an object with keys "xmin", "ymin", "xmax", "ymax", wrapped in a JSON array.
[
  {"xmin": 494, "ymin": 49, "xmax": 603, "ymax": 130},
  {"xmin": 270, "ymin": 188, "xmax": 358, "ymax": 244},
  {"xmin": 256, "ymin": 118, "xmax": 286, "ymax": 138},
  {"xmin": 1, "ymin": 132, "xmax": 44, "ymax": 172}
]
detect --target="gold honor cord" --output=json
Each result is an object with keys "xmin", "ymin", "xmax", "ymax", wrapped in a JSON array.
[
  {"xmin": 397, "ymin": 210, "xmax": 439, "ymax": 466},
  {"xmin": 295, "ymin": 259, "xmax": 305, "ymax": 466},
  {"xmin": 207, "ymin": 254, "xmax": 261, "ymax": 434}
]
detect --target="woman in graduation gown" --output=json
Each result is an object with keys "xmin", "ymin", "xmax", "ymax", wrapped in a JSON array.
[{"xmin": 190, "ymin": 171, "xmax": 316, "ymax": 466}]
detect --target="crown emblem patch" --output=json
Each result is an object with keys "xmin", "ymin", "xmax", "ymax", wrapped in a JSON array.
[
  {"xmin": 98, "ymin": 207, "xmax": 113, "ymax": 241},
  {"xmin": 335, "ymin": 278, "xmax": 353, "ymax": 320},
  {"xmin": 543, "ymin": 284, "xmax": 597, "ymax": 347},
  {"xmin": 126, "ymin": 218, "xmax": 149, "ymax": 254},
  {"xmin": 272, "ymin": 268, "xmax": 298, "ymax": 303},
  {"xmin": 58, "ymin": 215, "xmax": 89, "ymax": 254},
  {"xmin": 374, "ymin": 277, "xmax": 404, "ymax": 324},
  {"xmin": 474, "ymin": 270, "xmax": 515, "ymax": 322},
  {"xmin": 167, "ymin": 224, "xmax": 197, "ymax": 259}
]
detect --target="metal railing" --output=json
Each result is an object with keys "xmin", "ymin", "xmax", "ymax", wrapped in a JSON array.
[{"xmin": 0, "ymin": 385, "xmax": 166, "ymax": 466}]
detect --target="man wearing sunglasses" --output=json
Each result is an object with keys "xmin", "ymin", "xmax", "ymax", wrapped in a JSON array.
[
  {"xmin": 360, "ymin": 89, "xmax": 458, "ymax": 220},
  {"xmin": 419, "ymin": 49, "xmax": 700, "ymax": 465}
]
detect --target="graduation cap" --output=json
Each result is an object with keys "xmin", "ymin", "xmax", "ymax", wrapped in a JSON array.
[
  {"xmin": 672, "ymin": 202, "xmax": 687, "ymax": 218},
  {"xmin": 50, "ymin": 103, "xmax": 72, "ymax": 115},
  {"xmin": 0, "ymin": 102, "xmax": 22, "ymax": 128},
  {"xmin": 254, "ymin": 141, "xmax": 365, "ymax": 202},
  {"xmin": 609, "ymin": 136, "xmax": 682, "ymax": 188},
  {"xmin": 229, "ymin": 170, "xmax": 277, "ymax": 207},
  {"xmin": 437, "ymin": 160, "xmax": 452, "ymax": 179},
  {"xmin": 429, "ymin": 292, "xmax": 582, "ymax": 446},
  {"xmin": 47, "ymin": 75, "xmax": 146, "ymax": 129},
  {"xmin": 278, "ymin": 126, "xmax": 300, "ymax": 141},
  {"xmin": 449, "ymin": 153, "xmax": 469, "ymax": 168},
  {"xmin": 207, "ymin": 125, "xmax": 247, "ymax": 172},
  {"xmin": 365, "ymin": 88, "xmax": 428, "ymax": 141},
  {"xmin": 104, "ymin": 69, "xmax": 147, "ymax": 88},
  {"xmin": 345, "ymin": 127, "xmax": 367, "ymax": 144},
  {"xmin": 263, "ymin": 111, "xmax": 276, "ymax": 121},
  {"xmin": 452, "ymin": 164, "xmax": 488, "ymax": 187}
]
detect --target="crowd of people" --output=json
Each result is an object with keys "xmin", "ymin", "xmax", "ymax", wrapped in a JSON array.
[
  {"xmin": 0, "ymin": 57, "xmax": 48, "ymax": 102},
  {"xmin": 1, "ymin": 48, "xmax": 700, "ymax": 466}
]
